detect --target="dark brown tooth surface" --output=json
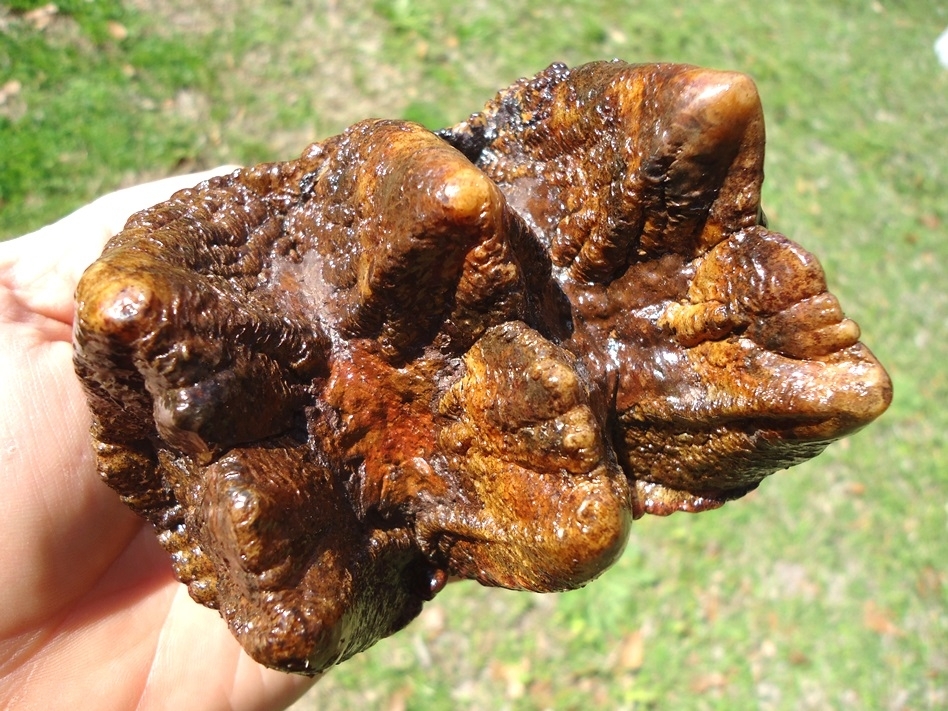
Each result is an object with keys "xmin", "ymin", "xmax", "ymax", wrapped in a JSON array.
[{"xmin": 73, "ymin": 60, "xmax": 892, "ymax": 674}]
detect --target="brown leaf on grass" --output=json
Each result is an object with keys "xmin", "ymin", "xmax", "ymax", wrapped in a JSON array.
[
  {"xmin": 691, "ymin": 671, "xmax": 729, "ymax": 694},
  {"xmin": 846, "ymin": 481, "xmax": 866, "ymax": 496},
  {"xmin": 0, "ymin": 80, "xmax": 21, "ymax": 105},
  {"xmin": 0, "ymin": 78, "xmax": 24, "ymax": 120},
  {"xmin": 863, "ymin": 600, "xmax": 903, "ymax": 636},
  {"xmin": 23, "ymin": 3, "xmax": 57, "ymax": 31},
  {"xmin": 107, "ymin": 21, "xmax": 128, "ymax": 41},
  {"xmin": 617, "ymin": 629, "xmax": 645, "ymax": 671},
  {"xmin": 527, "ymin": 679, "xmax": 554, "ymax": 708},
  {"xmin": 916, "ymin": 566, "xmax": 944, "ymax": 599},
  {"xmin": 700, "ymin": 590, "xmax": 720, "ymax": 623},
  {"xmin": 787, "ymin": 649, "xmax": 810, "ymax": 666},
  {"xmin": 385, "ymin": 684, "xmax": 413, "ymax": 711}
]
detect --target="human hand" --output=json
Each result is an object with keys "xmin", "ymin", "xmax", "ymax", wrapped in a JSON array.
[{"xmin": 0, "ymin": 170, "xmax": 318, "ymax": 710}]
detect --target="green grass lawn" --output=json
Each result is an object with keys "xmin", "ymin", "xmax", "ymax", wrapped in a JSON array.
[{"xmin": 2, "ymin": 0, "xmax": 946, "ymax": 708}]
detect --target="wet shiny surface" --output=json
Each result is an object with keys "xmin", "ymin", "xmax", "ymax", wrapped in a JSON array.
[{"xmin": 73, "ymin": 61, "xmax": 891, "ymax": 673}]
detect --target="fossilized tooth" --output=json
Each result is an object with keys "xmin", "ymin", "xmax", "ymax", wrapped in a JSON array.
[{"xmin": 73, "ymin": 60, "xmax": 892, "ymax": 674}]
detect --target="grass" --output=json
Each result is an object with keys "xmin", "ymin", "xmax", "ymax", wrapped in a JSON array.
[{"xmin": 3, "ymin": 0, "xmax": 946, "ymax": 708}]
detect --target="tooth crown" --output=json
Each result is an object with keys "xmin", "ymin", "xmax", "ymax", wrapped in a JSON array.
[{"xmin": 73, "ymin": 61, "xmax": 892, "ymax": 674}]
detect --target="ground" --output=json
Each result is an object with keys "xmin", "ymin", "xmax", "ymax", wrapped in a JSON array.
[{"xmin": 1, "ymin": 1, "xmax": 946, "ymax": 709}]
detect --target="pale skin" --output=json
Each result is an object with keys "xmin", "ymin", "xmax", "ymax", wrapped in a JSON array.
[{"xmin": 0, "ymin": 170, "xmax": 318, "ymax": 710}]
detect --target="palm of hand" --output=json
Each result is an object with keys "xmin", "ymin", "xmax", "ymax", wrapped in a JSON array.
[{"xmin": 0, "ymin": 172, "xmax": 315, "ymax": 711}]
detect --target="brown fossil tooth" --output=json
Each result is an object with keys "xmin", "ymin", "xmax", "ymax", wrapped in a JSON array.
[{"xmin": 74, "ymin": 60, "xmax": 891, "ymax": 673}]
